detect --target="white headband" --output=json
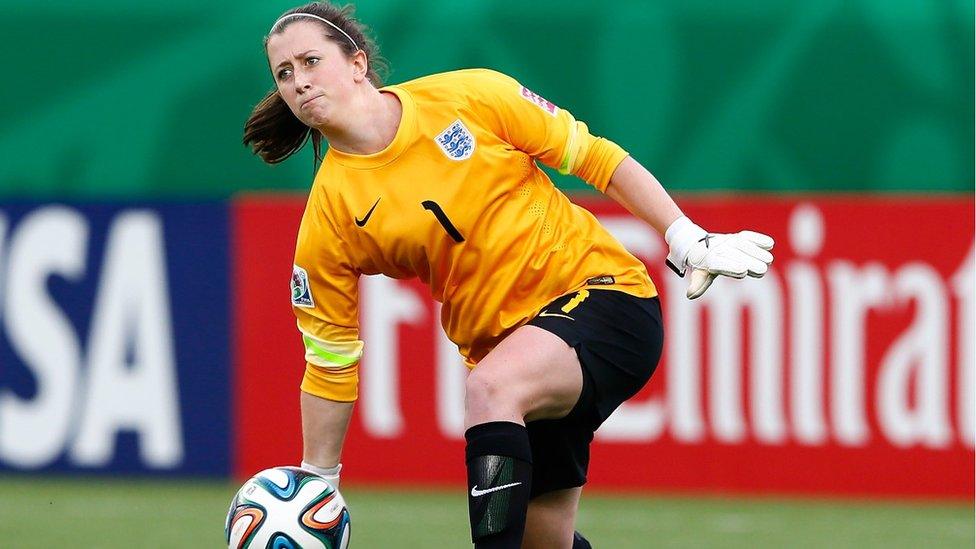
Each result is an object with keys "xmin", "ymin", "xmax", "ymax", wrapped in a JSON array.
[{"xmin": 269, "ymin": 13, "xmax": 360, "ymax": 51}]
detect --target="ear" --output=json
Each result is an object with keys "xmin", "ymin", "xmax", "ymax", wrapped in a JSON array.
[{"xmin": 351, "ymin": 49, "xmax": 369, "ymax": 83}]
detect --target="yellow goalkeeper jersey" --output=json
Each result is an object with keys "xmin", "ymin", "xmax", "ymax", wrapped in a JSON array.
[{"xmin": 292, "ymin": 69, "xmax": 656, "ymax": 401}]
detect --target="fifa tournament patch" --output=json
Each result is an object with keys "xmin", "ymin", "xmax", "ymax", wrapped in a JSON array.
[
  {"xmin": 520, "ymin": 86, "xmax": 558, "ymax": 116},
  {"xmin": 435, "ymin": 119, "xmax": 476, "ymax": 161},
  {"xmin": 291, "ymin": 264, "xmax": 315, "ymax": 308}
]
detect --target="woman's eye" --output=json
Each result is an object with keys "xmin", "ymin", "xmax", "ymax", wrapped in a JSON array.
[
  {"xmin": 277, "ymin": 68, "xmax": 292, "ymax": 80},
  {"xmin": 306, "ymin": 57, "xmax": 319, "ymax": 66}
]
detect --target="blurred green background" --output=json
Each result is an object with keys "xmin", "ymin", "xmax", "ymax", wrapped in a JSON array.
[{"xmin": 0, "ymin": 0, "xmax": 972, "ymax": 198}]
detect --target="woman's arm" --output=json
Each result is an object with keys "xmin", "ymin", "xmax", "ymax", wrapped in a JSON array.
[
  {"xmin": 300, "ymin": 391, "xmax": 354, "ymax": 486},
  {"xmin": 604, "ymin": 156, "xmax": 774, "ymax": 299},
  {"xmin": 604, "ymin": 155, "xmax": 683, "ymax": 235}
]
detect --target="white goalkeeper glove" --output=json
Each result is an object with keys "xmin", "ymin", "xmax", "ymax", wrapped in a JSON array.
[
  {"xmin": 301, "ymin": 461, "xmax": 342, "ymax": 490},
  {"xmin": 664, "ymin": 216, "xmax": 774, "ymax": 299}
]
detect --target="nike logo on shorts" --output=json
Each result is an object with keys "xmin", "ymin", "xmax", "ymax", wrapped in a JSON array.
[
  {"xmin": 470, "ymin": 482, "xmax": 522, "ymax": 497},
  {"xmin": 538, "ymin": 310, "xmax": 574, "ymax": 321}
]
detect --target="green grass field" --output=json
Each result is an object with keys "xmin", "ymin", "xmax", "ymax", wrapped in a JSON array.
[{"xmin": 0, "ymin": 476, "xmax": 970, "ymax": 548}]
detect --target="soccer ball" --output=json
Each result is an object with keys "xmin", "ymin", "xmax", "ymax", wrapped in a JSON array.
[{"xmin": 226, "ymin": 466, "xmax": 351, "ymax": 548}]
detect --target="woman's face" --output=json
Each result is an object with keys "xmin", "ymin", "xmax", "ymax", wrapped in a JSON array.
[{"xmin": 266, "ymin": 21, "xmax": 364, "ymax": 130}]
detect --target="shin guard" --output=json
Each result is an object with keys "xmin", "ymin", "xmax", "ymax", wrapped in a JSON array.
[{"xmin": 465, "ymin": 422, "xmax": 533, "ymax": 548}]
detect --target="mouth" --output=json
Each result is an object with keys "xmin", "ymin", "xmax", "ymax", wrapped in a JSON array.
[{"xmin": 300, "ymin": 94, "xmax": 324, "ymax": 109}]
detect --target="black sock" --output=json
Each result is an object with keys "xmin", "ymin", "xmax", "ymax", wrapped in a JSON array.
[
  {"xmin": 573, "ymin": 531, "xmax": 593, "ymax": 548},
  {"xmin": 464, "ymin": 421, "xmax": 533, "ymax": 549}
]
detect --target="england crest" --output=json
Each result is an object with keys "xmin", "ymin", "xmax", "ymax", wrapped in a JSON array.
[
  {"xmin": 435, "ymin": 119, "xmax": 476, "ymax": 161},
  {"xmin": 291, "ymin": 264, "xmax": 314, "ymax": 308}
]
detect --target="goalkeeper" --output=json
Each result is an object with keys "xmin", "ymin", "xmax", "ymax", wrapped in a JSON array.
[{"xmin": 244, "ymin": 3, "xmax": 774, "ymax": 548}]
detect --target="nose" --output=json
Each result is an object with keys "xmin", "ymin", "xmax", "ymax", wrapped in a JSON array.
[{"xmin": 293, "ymin": 68, "xmax": 312, "ymax": 94}]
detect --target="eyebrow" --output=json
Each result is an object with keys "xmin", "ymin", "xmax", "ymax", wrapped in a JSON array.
[{"xmin": 275, "ymin": 50, "xmax": 318, "ymax": 70}]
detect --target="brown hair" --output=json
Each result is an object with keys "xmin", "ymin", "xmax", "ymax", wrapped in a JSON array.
[{"xmin": 242, "ymin": 2, "xmax": 388, "ymax": 165}]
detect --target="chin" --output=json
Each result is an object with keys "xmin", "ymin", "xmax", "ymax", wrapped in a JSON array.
[
  {"xmin": 304, "ymin": 115, "xmax": 329, "ymax": 131},
  {"xmin": 300, "ymin": 107, "xmax": 329, "ymax": 127}
]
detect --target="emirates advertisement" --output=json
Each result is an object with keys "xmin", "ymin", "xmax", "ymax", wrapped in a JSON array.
[{"xmin": 235, "ymin": 195, "xmax": 974, "ymax": 500}]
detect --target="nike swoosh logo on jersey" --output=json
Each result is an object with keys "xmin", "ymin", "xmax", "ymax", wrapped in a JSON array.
[
  {"xmin": 355, "ymin": 198, "xmax": 381, "ymax": 227},
  {"xmin": 538, "ymin": 310, "xmax": 575, "ymax": 321},
  {"xmin": 470, "ymin": 482, "xmax": 522, "ymax": 497}
]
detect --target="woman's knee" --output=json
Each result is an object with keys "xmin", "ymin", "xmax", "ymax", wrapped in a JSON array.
[{"xmin": 464, "ymin": 366, "xmax": 524, "ymax": 418}]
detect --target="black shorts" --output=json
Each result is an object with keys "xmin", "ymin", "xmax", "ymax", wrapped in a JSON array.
[{"xmin": 525, "ymin": 288, "xmax": 663, "ymax": 498}]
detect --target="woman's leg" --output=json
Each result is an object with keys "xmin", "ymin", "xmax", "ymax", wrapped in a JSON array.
[
  {"xmin": 463, "ymin": 325, "xmax": 584, "ymax": 549},
  {"xmin": 522, "ymin": 487, "xmax": 582, "ymax": 549}
]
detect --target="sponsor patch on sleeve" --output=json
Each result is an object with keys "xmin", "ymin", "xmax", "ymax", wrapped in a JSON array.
[
  {"xmin": 291, "ymin": 264, "xmax": 315, "ymax": 308},
  {"xmin": 520, "ymin": 86, "xmax": 559, "ymax": 116}
]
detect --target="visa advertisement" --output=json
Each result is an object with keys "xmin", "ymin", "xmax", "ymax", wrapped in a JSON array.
[{"xmin": 0, "ymin": 204, "xmax": 230, "ymax": 475}]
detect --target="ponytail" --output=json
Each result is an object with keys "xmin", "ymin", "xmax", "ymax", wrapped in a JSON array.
[{"xmin": 243, "ymin": 89, "xmax": 322, "ymax": 165}]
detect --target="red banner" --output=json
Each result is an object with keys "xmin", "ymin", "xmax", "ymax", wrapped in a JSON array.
[{"xmin": 234, "ymin": 195, "xmax": 975, "ymax": 499}]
